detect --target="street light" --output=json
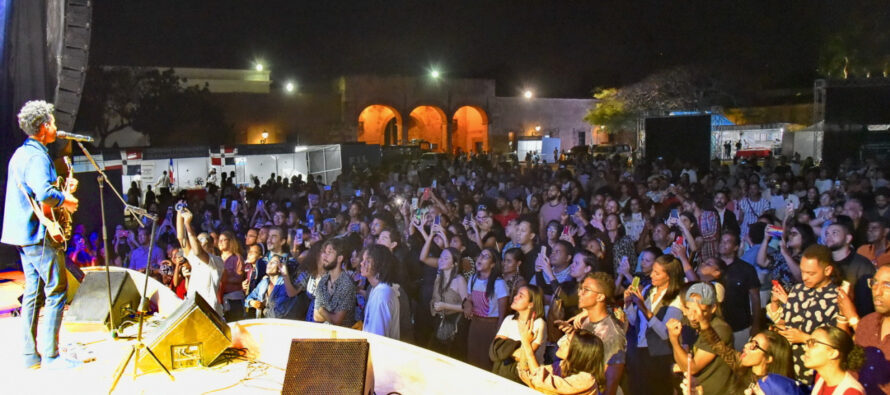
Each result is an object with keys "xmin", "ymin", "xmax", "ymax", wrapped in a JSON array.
[
  {"xmin": 535, "ymin": 125, "xmax": 541, "ymax": 132},
  {"xmin": 524, "ymin": 90, "xmax": 533, "ymax": 99},
  {"xmin": 285, "ymin": 82, "xmax": 295, "ymax": 93},
  {"xmin": 255, "ymin": 63, "xmax": 264, "ymax": 72},
  {"xmin": 261, "ymin": 131, "xmax": 269, "ymax": 144},
  {"xmin": 431, "ymin": 70, "xmax": 440, "ymax": 79}
]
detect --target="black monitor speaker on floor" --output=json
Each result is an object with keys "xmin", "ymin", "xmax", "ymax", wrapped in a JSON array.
[
  {"xmin": 282, "ymin": 338, "xmax": 373, "ymax": 395},
  {"xmin": 64, "ymin": 271, "xmax": 139, "ymax": 332}
]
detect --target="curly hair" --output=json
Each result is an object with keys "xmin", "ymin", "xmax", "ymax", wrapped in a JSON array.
[{"xmin": 17, "ymin": 100, "xmax": 54, "ymax": 136}]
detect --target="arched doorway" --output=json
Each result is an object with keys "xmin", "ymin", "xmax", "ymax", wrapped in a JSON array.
[
  {"xmin": 358, "ymin": 105, "xmax": 402, "ymax": 146},
  {"xmin": 408, "ymin": 106, "xmax": 447, "ymax": 151},
  {"xmin": 452, "ymin": 106, "xmax": 489, "ymax": 154}
]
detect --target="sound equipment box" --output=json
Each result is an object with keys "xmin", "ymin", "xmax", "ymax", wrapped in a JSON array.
[
  {"xmin": 64, "ymin": 271, "xmax": 140, "ymax": 332},
  {"xmin": 136, "ymin": 293, "xmax": 231, "ymax": 373},
  {"xmin": 282, "ymin": 338, "xmax": 373, "ymax": 395}
]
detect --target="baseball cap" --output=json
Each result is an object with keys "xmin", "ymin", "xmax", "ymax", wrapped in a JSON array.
[{"xmin": 686, "ymin": 282, "xmax": 716, "ymax": 306}]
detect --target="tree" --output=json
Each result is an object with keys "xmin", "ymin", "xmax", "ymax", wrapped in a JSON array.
[
  {"xmin": 585, "ymin": 64, "xmax": 741, "ymax": 133},
  {"xmin": 584, "ymin": 88, "xmax": 634, "ymax": 133},
  {"xmin": 75, "ymin": 67, "xmax": 231, "ymax": 146}
]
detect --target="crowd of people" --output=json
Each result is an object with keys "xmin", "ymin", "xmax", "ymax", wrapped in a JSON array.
[{"xmin": 71, "ymin": 151, "xmax": 890, "ymax": 395}]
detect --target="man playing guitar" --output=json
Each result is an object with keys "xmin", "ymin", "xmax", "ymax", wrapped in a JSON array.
[{"xmin": 1, "ymin": 100, "xmax": 79, "ymax": 369}]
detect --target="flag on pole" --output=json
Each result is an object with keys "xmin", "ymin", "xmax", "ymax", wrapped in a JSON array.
[{"xmin": 168, "ymin": 158, "xmax": 175, "ymax": 184}]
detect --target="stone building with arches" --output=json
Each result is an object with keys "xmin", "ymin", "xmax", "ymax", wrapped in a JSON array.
[{"xmin": 175, "ymin": 70, "xmax": 597, "ymax": 154}]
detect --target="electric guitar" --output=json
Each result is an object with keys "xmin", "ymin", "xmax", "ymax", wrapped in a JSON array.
[{"xmin": 16, "ymin": 156, "xmax": 75, "ymax": 244}]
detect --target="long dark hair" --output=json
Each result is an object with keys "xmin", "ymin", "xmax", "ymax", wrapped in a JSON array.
[
  {"xmin": 435, "ymin": 247, "xmax": 462, "ymax": 295},
  {"xmin": 815, "ymin": 325, "xmax": 864, "ymax": 372},
  {"xmin": 474, "ymin": 247, "xmax": 504, "ymax": 299},
  {"xmin": 562, "ymin": 330, "xmax": 606, "ymax": 393},
  {"xmin": 298, "ymin": 243, "xmax": 324, "ymax": 277},
  {"xmin": 790, "ymin": 222, "xmax": 817, "ymax": 254},
  {"xmin": 654, "ymin": 254, "xmax": 685, "ymax": 304},
  {"xmin": 511, "ymin": 285, "xmax": 545, "ymax": 320},
  {"xmin": 361, "ymin": 244, "xmax": 395, "ymax": 284}
]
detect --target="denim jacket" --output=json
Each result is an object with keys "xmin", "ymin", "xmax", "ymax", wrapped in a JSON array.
[{"xmin": 1, "ymin": 139, "xmax": 65, "ymax": 246}]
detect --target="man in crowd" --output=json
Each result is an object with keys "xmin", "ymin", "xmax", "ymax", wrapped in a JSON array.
[
  {"xmin": 738, "ymin": 183, "xmax": 771, "ymax": 243},
  {"xmin": 178, "ymin": 209, "xmax": 225, "ymax": 316},
  {"xmin": 666, "ymin": 283, "xmax": 733, "ymax": 395},
  {"xmin": 837, "ymin": 264, "xmax": 890, "ymax": 395},
  {"xmin": 713, "ymin": 190, "xmax": 740, "ymax": 236},
  {"xmin": 560, "ymin": 272, "xmax": 626, "ymax": 395},
  {"xmin": 826, "ymin": 218, "xmax": 876, "ymax": 316},
  {"xmin": 717, "ymin": 232, "xmax": 762, "ymax": 350},
  {"xmin": 767, "ymin": 245, "xmax": 839, "ymax": 385},
  {"xmin": 128, "ymin": 226, "xmax": 164, "ymax": 274},
  {"xmin": 857, "ymin": 217, "xmax": 890, "ymax": 268},
  {"xmin": 539, "ymin": 184, "xmax": 566, "ymax": 236},
  {"xmin": 314, "ymin": 238, "xmax": 356, "ymax": 327}
]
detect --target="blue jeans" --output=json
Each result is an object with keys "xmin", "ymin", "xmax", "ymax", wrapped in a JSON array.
[{"xmin": 19, "ymin": 241, "xmax": 67, "ymax": 367}]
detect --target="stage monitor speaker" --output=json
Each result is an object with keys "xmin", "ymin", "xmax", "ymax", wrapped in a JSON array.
[
  {"xmin": 137, "ymin": 293, "xmax": 231, "ymax": 373},
  {"xmin": 282, "ymin": 338, "xmax": 373, "ymax": 395},
  {"xmin": 64, "ymin": 271, "xmax": 139, "ymax": 332}
]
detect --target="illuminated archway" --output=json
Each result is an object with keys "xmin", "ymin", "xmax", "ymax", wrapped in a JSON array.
[
  {"xmin": 408, "ymin": 106, "xmax": 447, "ymax": 151},
  {"xmin": 452, "ymin": 106, "xmax": 489, "ymax": 154},
  {"xmin": 358, "ymin": 105, "xmax": 402, "ymax": 146}
]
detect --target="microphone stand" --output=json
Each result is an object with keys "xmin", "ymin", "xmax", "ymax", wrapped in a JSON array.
[{"xmin": 71, "ymin": 142, "xmax": 173, "ymax": 391}]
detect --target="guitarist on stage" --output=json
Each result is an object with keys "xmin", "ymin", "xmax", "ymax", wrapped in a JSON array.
[{"xmin": 1, "ymin": 100, "xmax": 79, "ymax": 369}]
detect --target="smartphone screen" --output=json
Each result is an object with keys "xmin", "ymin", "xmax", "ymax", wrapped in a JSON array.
[
  {"xmin": 355, "ymin": 189, "xmax": 362, "ymax": 197},
  {"xmin": 324, "ymin": 185, "xmax": 332, "ymax": 191},
  {"xmin": 435, "ymin": 215, "xmax": 441, "ymax": 225},
  {"xmin": 670, "ymin": 209, "xmax": 679, "ymax": 219},
  {"xmin": 296, "ymin": 228, "xmax": 304, "ymax": 243},
  {"xmin": 562, "ymin": 225, "xmax": 570, "ymax": 236}
]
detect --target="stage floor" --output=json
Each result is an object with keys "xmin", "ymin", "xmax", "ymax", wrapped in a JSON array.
[{"xmin": 0, "ymin": 314, "xmax": 536, "ymax": 394}]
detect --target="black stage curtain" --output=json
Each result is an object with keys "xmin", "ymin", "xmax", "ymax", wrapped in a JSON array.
[{"xmin": 0, "ymin": 0, "xmax": 67, "ymax": 269}]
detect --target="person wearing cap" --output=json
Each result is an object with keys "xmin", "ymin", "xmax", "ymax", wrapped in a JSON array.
[{"xmin": 666, "ymin": 282, "xmax": 734, "ymax": 395}]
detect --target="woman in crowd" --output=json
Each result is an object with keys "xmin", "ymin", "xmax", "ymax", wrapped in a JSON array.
[
  {"xmin": 758, "ymin": 221, "xmax": 817, "ymax": 287},
  {"xmin": 347, "ymin": 200, "xmax": 370, "ymax": 238},
  {"xmin": 296, "ymin": 243, "xmax": 325, "ymax": 321},
  {"xmin": 67, "ymin": 233, "xmax": 95, "ymax": 268},
  {"xmin": 465, "ymin": 248, "xmax": 509, "ymax": 369},
  {"xmin": 684, "ymin": 293, "xmax": 802, "ymax": 394},
  {"xmin": 602, "ymin": 213, "xmax": 635, "ymax": 276},
  {"xmin": 544, "ymin": 220, "xmax": 562, "ymax": 253},
  {"xmin": 682, "ymin": 197, "xmax": 719, "ymax": 261},
  {"xmin": 502, "ymin": 248, "xmax": 527, "ymax": 299},
  {"xmin": 517, "ymin": 324, "xmax": 605, "ymax": 395},
  {"xmin": 624, "ymin": 254, "xmax": 685, "ymax": 395},
  {"xmin": 360, "ymin": 244, "xmax": 400, "ymax": 339},
  {"xmin": 218, "ymin": 230, "xmax": 246, "ymax": 322},
  {"xmin": 803, "ymin": 325, "xmax": 865, "ymax": 395},
  {"xmin": 429, "ymin": 247, "xmax": 468, "ymax": 359},
  {"xmin": 490, "ymin": 285, "xmax": 546, "ymax": 381}
]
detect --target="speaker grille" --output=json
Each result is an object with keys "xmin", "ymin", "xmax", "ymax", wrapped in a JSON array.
[{"xmin": 282, "ymin": 339, "xmax": 370, "ymax": 395}]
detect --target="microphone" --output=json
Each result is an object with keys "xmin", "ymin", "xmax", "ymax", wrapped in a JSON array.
[{"xmin": 56, "ymin": 131, "xmax": 95, "ymax": 143}]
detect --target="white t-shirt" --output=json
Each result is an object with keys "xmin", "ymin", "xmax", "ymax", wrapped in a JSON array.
[
  {"xmin": 496, "ymin": 316, "xmax": 546, "ymax": 363},
  {"xmin": 187, "ymin": 251, "xmax": 224, "ymax": 316}
]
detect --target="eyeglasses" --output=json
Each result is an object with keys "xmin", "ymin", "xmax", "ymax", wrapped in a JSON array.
[
  {"xmin": 745, "ymin": 340, "xmax": 769, "ymax": 354},
  {"xmin": 867, "ymin": 278, "xmax": 890, "ymax": 295},
  {"xmin": 804, "ymin": 338, "xmax": 836, "ymax": 349},
  {"xmin": 578, "ymin": 287, "xmax": 602, "ymax": 295}
]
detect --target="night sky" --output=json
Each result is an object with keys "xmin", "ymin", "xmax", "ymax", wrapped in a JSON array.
[{"xmin": 91, "ymin": 1, "xmax": 856, "ymax": 98}]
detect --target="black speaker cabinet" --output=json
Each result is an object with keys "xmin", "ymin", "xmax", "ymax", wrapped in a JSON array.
[
  {"xmin": 282, "ymin": 339, "xmax": 373, "ymax": 395},
  {"xmin": 137, "ymin": 293, "xmax": 231, "ymax": 373},
  {"xmin": 64, "ymin": 271, "xmax": 139, "ymax": 332}
]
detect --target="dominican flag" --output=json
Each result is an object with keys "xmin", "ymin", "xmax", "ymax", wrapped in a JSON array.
[
  {"xmin": 123, "ymin": 150, "xmax": 143, "ymax": 175},
  {"xmin": 168, "ymin": 158, "xmax": 175, "ymax": 184},
  {"xmin": 210, "ymin": 145, "xmax": 237, "ymax": 167}
]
